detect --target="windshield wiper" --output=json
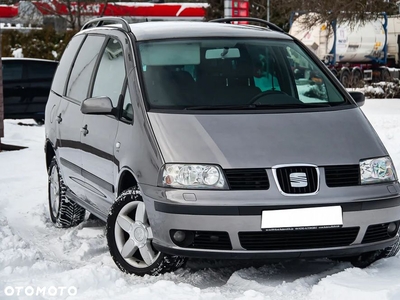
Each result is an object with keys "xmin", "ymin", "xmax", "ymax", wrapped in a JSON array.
[
  {"xmin": 184, "ymin": 103, "xmax": 333, "ymax": 110},
  {"xmin": 184, "ymin": 105, "xmax": 253, "ymax": 110},
  {"xmin": 252, "ymin": 103, "xmax": 333, "ymax": 108}
]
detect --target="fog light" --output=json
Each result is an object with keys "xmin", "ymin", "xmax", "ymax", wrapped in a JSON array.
[
  {"xmin": 170, "ymin": 230, "xmax": 195, "ymax": 247},
  {"xmin": 387, "ymin": 222, "xmax": 398, "ymax": 237},
  {"xmin": 173, "ymin": 230, "xmax": 186, "ymax": 243}
]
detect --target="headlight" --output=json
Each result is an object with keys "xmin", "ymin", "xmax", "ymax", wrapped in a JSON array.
[
  {"xmin": 160, "ymin": 164, "xmax": 228, "ymax": 189},
  {"xmin": 360, "ymin": 156, "xmax": 397, "ymax": 184}
]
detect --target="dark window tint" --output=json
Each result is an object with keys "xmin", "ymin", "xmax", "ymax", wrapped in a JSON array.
[
  {"xmin": 52, "ymin": 34, "xmax": 85, "ymax": 95},
  {"xmin": 2, "ymin": 61, "xmax": 23, "ymax": 81},
  {"xmin": 92, "ymin": 38, "xmax": 125, "ymax": 107},
  {"xmin": 27, "ymin": 61, "xmax": 58, "ymax": 80},
  {"xmin": 67, "ymin": 35, "xmax": 105, "ymax": 101}
]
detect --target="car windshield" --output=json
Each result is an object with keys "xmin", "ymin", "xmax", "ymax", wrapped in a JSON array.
[{"xmin": 138, "ymin": 38, "xmax": 347, "ymax": 111}]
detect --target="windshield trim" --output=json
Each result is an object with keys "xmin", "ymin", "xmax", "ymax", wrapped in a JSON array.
[{"xmin": 148, "ymin": 104, "xmax": 356, "ymax": 115}]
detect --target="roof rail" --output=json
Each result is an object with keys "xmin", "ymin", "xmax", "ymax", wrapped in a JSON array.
[
  {"xmin": 209, "ymin": 17, "xmax": 285, "ymax": 33},
  {"xmin": 81, "ymin": 17, "xmax": 131, "ymax": 33}
]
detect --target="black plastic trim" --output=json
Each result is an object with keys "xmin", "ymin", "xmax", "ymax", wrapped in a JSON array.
[
  {"xmin": 60, "ymin": 157, "xmax": 80, "ymax": 174},
  {"xmin": 153, "ymin": 238, "xmax": 397, "ymax": 259},
  {"xmin": 154, "ymin": 196, "xmax": 400, "ymax": 216},
  {"xmin": 60, "ymin": 157, "xmax": 115, "ymax": 193}
]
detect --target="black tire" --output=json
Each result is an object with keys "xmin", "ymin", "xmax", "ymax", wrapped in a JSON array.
[
  {"xmin": 106, "ymin": 187, "xmax": 186, "ymax": 276},
  {"xmin": 339, "ymin": 69, "xmax": 351, "ymax": 88},
  {"xmin": 380, "ymin": 68, "xmax": 392, "ymax": 82},
  {"xmin": 350, "ymin": 236, "xmax": 400, "ymax": 268},
  {"xmin": 351, "ymin": 70, "xmax": 362, "ymax": 87},
  {"xmin": 48, "ymin": 157, "xmax": 85, "ymax": 228},
  {"xmin": 329, "ymin": 68, "xmax": 338, "ymax": 78},
  {"xmin": 35, "ymin": 119, "xmax": 45, "ymax": 126}
]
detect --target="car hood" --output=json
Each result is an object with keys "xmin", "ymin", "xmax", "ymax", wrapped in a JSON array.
[{"xmin": 147, "ymin": 108, "xmax": 387, "ymax": 168}]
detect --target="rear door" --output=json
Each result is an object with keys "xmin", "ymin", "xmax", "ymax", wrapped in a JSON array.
[
  {"xmin": 80, "ymin": 36, "xmax": 126, "ymax": 213},
  {"xmin": 55, "ymin": 34, "xmax": 106, "ymax": 203}
]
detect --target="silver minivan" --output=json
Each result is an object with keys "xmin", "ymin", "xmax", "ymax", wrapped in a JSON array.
[{"xmin": 44, "ymin": 17, "xmax": 400, "ymax": 276}]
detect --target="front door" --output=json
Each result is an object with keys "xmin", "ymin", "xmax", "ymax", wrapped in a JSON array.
[{"xmin": 81, "ymin": 37, "xmax": 126, "ymax": 214}]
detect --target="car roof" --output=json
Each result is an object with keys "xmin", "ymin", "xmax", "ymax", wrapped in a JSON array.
[{"xmin": 127, "ymin": 21, "xmax": 292, "ymax": 41}]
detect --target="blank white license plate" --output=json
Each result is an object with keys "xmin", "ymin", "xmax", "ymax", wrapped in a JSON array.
[{"xmin": 261, "ymin": 206, "xmax": 343, "ymax": 230}]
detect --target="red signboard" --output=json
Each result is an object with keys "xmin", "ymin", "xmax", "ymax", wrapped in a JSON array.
[
  {"xmin": 231, "ymin": 0, "xmax": 248, "ymax": 17},
  {"xmin": 32, "ymin": 2, "xmax": 207, "ymax": 19},
  {"xmin": 0, "ymin": 2, "xmax": 207, "ymax": 20},
  {"xmin": 0, "ymin": 5, "xmax": 18, "ymax": 18}
]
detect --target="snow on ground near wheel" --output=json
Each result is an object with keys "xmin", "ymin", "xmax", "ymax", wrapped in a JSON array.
[{"xmin": 1, "ymin": 100, "xmax": 400, "ymax": 300}]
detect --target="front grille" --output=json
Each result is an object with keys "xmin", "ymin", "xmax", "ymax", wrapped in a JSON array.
[
  {"xmin": 225, "ymin": 169, "xmax": 269, "ymax": 190},
  {"xmin": 275, "ymin": 166, "xmax": 318, "ymax": 194},
  {"xmin": 189, "ymin": 231, "xmax": 232, "ymax": 250},
  {"xmin": 239, "ymin": 227, "xmax": 359, "ymax": 250},
  {"xmin": 325, "ymin": 165, "xmax": 359, "ymax": 187},
  {"xmin": 362, "ymin": 221, "xmax": 400, "ymax": 244}
]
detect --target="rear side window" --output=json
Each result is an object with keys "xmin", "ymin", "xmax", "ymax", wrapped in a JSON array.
[
  {"xmin": 27, "ymin": 61, "xmax": 58, "ymax": 80},
  {"xmin": 66, "ymin": 35, "xmax": 105, "ymax": 102},
  {"xmin": 51, "ymin": 34, "xmax": 85, "ymax": 95},
  {"xmin": 2, "ymin": 61, "xmax": 23, "ymax": 81}
]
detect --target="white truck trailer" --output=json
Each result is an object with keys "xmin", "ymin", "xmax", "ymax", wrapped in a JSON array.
[{"xmin": 289, "ymin": 13, "xmax": 400, "ymax": 87}]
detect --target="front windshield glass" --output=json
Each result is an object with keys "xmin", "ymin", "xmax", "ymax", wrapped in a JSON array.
[{"xmin": 138, "ymin": 38, "xmax": 347, "ymax": 110}]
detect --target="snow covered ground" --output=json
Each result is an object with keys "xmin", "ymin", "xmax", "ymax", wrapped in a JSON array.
[{"xmin": 1, "ymin": 99, "xmax": 400, "ymax": 300}]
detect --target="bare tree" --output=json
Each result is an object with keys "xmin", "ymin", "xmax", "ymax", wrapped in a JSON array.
[
  {"xmin": 269, "ymin": 0, "xmax": 398, "ymax": 29},
  {"xmin": 205, "ymin": 0, "xmax": 223, "ymax": 20},
  {"xmin": 249, "ymin": 0, "xmax": 293, "ymax": 29},
  {"xmin": 19, "ymin": 0, "xmax": 111, "ymax": 30},
  {"xmin": 207, "ymin": 0, "xmax": 398, "ymax": 29}
]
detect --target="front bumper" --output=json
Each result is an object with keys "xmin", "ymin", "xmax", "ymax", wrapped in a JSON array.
[{"xmin": 142, "ymin": 183, "xmax": 400, "ymax": 259}]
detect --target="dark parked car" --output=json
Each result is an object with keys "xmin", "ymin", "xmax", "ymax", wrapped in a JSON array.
[
  {"xmin": 44, "ymin": 17, "xmax": 399, "ymax": 276},
  {"xmin": 2, "ymin": 58, "xmax": 58, "ymax": 124}
]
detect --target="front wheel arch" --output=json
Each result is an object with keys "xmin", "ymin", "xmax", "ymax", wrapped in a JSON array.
[{"xmin": 117, "ymin": 169, "xmax": 138, "ymax": 196}]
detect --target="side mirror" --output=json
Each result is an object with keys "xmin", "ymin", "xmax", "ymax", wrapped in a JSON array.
[
  {"xmin": 81, "ymin": 97, "xmax": 114, "ymax": 115},
  {"xmin": 348, "ymin": 91, "xmax": 365, "ymax": 107}
]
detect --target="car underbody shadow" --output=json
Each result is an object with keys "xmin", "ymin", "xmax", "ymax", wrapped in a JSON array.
[{"xmin": 0, "ymin": 143, "xmax": 28, "ymax": 152}]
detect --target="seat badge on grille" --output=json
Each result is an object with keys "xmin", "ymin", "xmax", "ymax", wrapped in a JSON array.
[{"xmin": 289, "ymin": 172, "xmax": 307, "ymax": 188}]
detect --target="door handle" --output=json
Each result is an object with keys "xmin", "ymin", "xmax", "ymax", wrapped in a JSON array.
[
  {"xmin": 56, "ymin": 113, "xmax": 62, "ymax": 124},
  {"xmin": 81, "ymin": 124, "xmax": 89, "ymax": 136}
]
